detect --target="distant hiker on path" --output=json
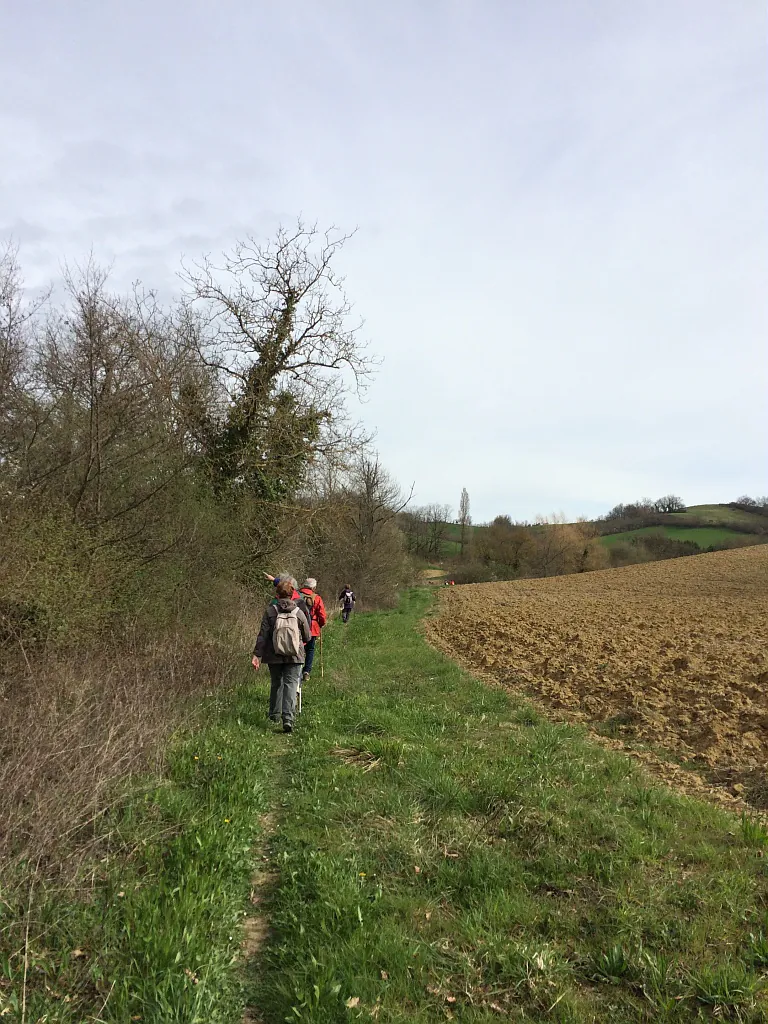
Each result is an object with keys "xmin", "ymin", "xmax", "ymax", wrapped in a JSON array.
[
  {"xmin": 252, "ymin": 578, "xmax": 311, "ymax": 734},
  {"xmin": 299, "ymin": 577, "xmax": 327, "ymax": 682},
  {"xmin": 339, "ymin": 584, "xmax": 356, "ymax": 623}
]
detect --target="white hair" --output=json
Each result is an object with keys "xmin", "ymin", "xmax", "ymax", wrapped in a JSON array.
[{"xmin": 303, "ymin": 577, "xmax": 317, "ymax": 590}]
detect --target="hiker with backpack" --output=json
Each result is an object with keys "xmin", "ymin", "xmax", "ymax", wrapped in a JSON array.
[
  {"xmin": 298, "ymin": 577, "xmax": 327, "ymax": 683},
  {"xmin": 251, "ymin": 578, "xmax": 311, "ymax": 734},
  {"xmin": 339, "ymin": 584, "xmax": 356, "ymax": 623}
]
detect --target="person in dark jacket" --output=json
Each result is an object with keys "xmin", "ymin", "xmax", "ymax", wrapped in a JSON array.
[
  {"xmin": 339, "ymin": 584, "xmax": 356, "ymax": 623},
  {"xmin": 252, "ymin": 578, "xmax": 311, "ymax": 733}
]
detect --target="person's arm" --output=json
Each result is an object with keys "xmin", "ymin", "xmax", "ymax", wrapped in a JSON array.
[
  {"xmin": 252, "ymin": 607, "xmax": 273, "ymax": 668},
  {"xmin": 315, "ymin": 597, "xmax": 327, "ymax": 628}
]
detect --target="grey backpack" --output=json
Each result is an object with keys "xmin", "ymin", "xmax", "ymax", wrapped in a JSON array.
[{"xmin": 273, "ymin": 606, "xmax": 303, "ymax": 658}]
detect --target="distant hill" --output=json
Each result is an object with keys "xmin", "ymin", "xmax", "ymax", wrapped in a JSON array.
[
  {"xmin": 600, "ymin": 525, "xmax": 751, "ymax": 550},
  {"xmin": 428, "ymin": 503, "xmax": 767, "ymax": 565},
  {"xmin": 677, "ymin": 503, "xmax": 768, "ymax": 528},
  {"xmin": 597, "ymin": 503, "xmax": 767, "ymax": 554}
]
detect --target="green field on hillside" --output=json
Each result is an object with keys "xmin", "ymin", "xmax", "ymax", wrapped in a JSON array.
[
  {"xmin": 676, "ymin": 504, "xmax": 767, "ymax": 527},
  {"xmin": 600, "ymin": 525, "xmax": 753, "ymax": 549}
]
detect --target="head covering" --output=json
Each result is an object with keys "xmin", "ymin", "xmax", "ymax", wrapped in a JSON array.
[{"xmin": 303, "ymin": 577, "xmax": 317, "ymax": 590}]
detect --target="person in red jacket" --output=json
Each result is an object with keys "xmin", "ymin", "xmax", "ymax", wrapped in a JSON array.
[{"xmin": 298, "ymin": 577, "xmax": 327, "ymax": 682}]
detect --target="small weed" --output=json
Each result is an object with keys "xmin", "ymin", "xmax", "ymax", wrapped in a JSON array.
[
  {"xmin": 687, "ymin": 961, "xmax": 764, "ymax": 1013},
  {"xmin": 639, "ymin": 949, "xmax": 683, "ymax": 1014},
  {"xmin": 491, "ymin": 941, "xmax": 573, "ymax": 993},
  {"xmin": 587, "ymin": 944, "xmax": 633, "ymax": 984},
  {"xmin": 353, "ymin": 720, "xmax": 386, "ymax": 736},
  {"xmin": 746, "ymin": 930, "xmax": 768, "ymax": 967},
  {"xmin": 512, "ymin": 705, "xmax": 542, "ymax": 727},
  {"xmin": 596, "ymin": 711, "xmax": 640, "ymax": 739},
  {"xmin": 740, "ymin": 812, "xmax": 768, "ymax": 847}
]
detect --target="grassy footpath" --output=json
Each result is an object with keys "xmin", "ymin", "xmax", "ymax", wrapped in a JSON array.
[
  {"xmin": 3, "ymin": 590, "xmax": 767, "ymax": 1022},
  {"xmin": 249, "ymin": 590, "xmax": 768, "ymax": 1023}
]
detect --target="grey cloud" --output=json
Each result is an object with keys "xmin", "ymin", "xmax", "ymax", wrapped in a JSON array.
[
  {"xmin": 2, "ymin": 0, "xmax": 765, "ymax": 519},
  {"xmin": 0, "ymin": 219, "xmax": 52, "ymax": 245}
]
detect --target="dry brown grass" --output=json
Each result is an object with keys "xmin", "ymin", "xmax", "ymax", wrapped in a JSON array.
[
  {"xmin": 0, "ymin": 634, "xmax": 246, "ymax": 878},
  {"xmin": 330, "ymin": 746, "xmax": 383, "ymax": 771}
]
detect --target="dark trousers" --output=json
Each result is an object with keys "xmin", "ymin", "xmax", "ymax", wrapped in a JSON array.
[
  {"xmin": 304, "ymin": 636, "xmax": 317, "ymax": 675},
  {"xmin": 342, "ymin": 606, "xmax": 352, "ymax": 623},
  {"xmin": 268, "ymin": 663, "xmax": 302, "ymax": 726}
]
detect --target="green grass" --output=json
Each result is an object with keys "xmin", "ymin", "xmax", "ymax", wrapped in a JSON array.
[
  {"xmin": 441, "ymin": 522, "xmax": 476, "ymax": 558},
  {"xmin": 5, "ymin": 593, "xmax": 768, "ymax": 1022},
  {"xmin": 684, "ymin": 505, "xmax": 767, "ymax": 527},
  {"xmin": 441, "ymin": 538, "xmax": 462, "ymax": 556},
  {"xmin": 600, "ymin": 525, "xmax": 755, "ymax": 549},
  {"xmin": 247, "ymin": 592, "xmax": 768, "ymax": 1022},
  {"xmin": 0, "ymin": 685, "xmax": 278, "ymax": 1022}
]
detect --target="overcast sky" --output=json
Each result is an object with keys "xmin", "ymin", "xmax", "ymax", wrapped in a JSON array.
[{"xmin": 2, "ymin": 0, "xmax": 765, "ymax": 521}]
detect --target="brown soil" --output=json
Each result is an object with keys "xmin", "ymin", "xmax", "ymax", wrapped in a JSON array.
[{"xmin": 425, "ymin": 546, "xmax": 768, "ymax": 808}]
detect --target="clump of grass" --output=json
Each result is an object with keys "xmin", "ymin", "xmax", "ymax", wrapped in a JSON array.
[
  {"xmin": 330, "ymin": 746, "xmax": 383, "ymax": 771},
  {"xmin": 587, "ymin": 944, "xmax": 634, "ymax": 984},
  {"xmin": 746, "ymin": 930, "xmax": 768, "ymax": 970},
  {"xmin": 740, "ymin": 812, "xmax": 768, "ymax": 848},
  {"xmin": 687, "ymin": 961, "xmax": 765, "ymax": 1016}
]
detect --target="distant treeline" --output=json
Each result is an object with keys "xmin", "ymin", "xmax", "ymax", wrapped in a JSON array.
[
  {"xmin": 597, "ymin": 496, "xmax": 767, "ymax": 537},
  {"xmin": 400, "ymin": 491, "xmax": 768, "ymax": 585}
]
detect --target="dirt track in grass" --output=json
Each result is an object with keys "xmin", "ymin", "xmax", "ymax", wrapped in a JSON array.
[{"xmin": 425, "ymin": 546, "xmax": 768, "ymax": 806}]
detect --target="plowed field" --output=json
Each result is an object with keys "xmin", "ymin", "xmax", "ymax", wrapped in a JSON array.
[{"xmin": 426, "ymin": 546, "xmax": 768, "ymax": 804}]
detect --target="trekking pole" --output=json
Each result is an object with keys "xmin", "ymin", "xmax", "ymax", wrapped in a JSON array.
[{"xmin": 320, "ymin": 630, "xmax": 324, "ymax": 680}]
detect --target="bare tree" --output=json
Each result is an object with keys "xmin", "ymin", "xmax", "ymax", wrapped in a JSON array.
[
  {"xmin": 0, "ymin": 242, "xmax": 50, "ymax": 472},
  {"xmin": 525, "ymin": 515, "xmax": 608, "ymax": 577},
  {"xmin": 398, "ymin": 507, "xmax": 430, "ymax": 557},
  {"xmin": 302, "ymin": 456, "xmax": 413, "ymax": 606},
  {"xmin": 24, "ymin": 260, "xmax": 198, "ymax": 529},
  {"xmin": 476, "ymin": 515, "xmax": 531, "ymax": 575},
  {"xmin": 458, "ymin": 487, "xmax": 471, "ymax": 558},
  {"xmin": 423, "ymin": 503, "xmax": 452, "ymax": 558},
  {"xmin": 180, "ymin": 221, "xmax": 375, "ymax": 476},
  {"xmin": 345, "ymin": 457, "xmax": 413, "ymax": 552},
  {"xmin": 654, "ymin": 494, "xmax": 686, "ymax": 513}
]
